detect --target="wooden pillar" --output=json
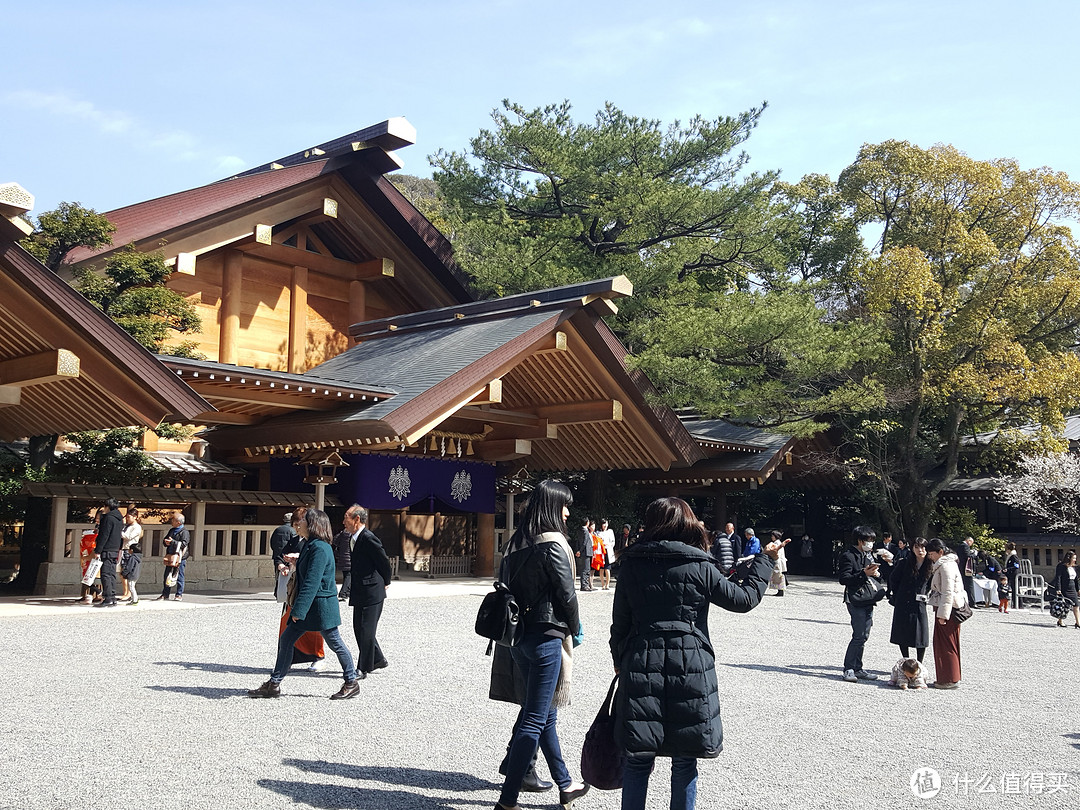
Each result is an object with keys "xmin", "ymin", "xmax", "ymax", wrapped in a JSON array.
[
  {"xmin": 349, "ymin": 280, "xmax": 366, "ymax": 326},
  {"xmin": 220, "ymin": 250, "xmax": 243, "ymax": 364},
  {"xmin": 48, "ymin": 496, "xmax": 68, "ymax": 562},
  {"xmin": 476, "ymin": 512, "xmax": 495, "ymax": 578},
  {"xmin": 288, "ymin": 265, "xmax": 308, "ymax": 373},
  {"xmin": 191, "ymin": 502, "xmax": 206, "ymax": 558}
]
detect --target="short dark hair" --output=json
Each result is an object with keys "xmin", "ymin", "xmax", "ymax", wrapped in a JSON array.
[
  {"xmin": 853, "ymin": 526, "xmax": 876, "ymax": 543},
  {"xmin": 514, "ymin": 479, "xmax": 573, "ymax": 544},
  {"xmin": 641, "ymin": 497, "xmax": 709, "ymax": 551},
  {"xmin": 925, "ymin": 537, "xmax": 946, "ymax": 554},
  {"xmin": 104, "ymin": 498, "xmax": 119, "ymax": 510}
]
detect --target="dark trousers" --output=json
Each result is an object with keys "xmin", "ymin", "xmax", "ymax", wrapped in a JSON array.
[
  {"xmin": 961, "ymin": 574, "xmax": 976, "ymax": 609},
  {"xmin": 1008, "ymin": 570, "xmax": 1019, "ymax": 608},
  {"xmin": 99, "ymin": 552, "xmax": 118, "ymax": 604},
  {"xmin": 844, "ymin": 603, "xmax": 874, "ymax": 672},
  {"xmin": 352, "ymin": 600, "xmax": 387, "ymax": 673},
  {"xmin": 339, "ymin": 570, "xmax": 352, "ymax": 601}
]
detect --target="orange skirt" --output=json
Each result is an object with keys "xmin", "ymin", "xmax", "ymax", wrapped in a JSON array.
[{"xmin": 279, "ymin": 605, "xmax": 325, "ymax": 663}]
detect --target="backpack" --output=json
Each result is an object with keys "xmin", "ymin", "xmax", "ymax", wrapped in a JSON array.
[{"xmin": 474, "ymin": 580, "xmax": 523, "ymax": 655}]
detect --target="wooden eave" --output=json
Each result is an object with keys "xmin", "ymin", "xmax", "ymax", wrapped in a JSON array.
[
  {"xmin": 0, "ymin": 239, "xmax": 211, "ymax": 441},
  {"xmin": 158, "ymin": 357, "xmax": 395, "ymax": 426}
]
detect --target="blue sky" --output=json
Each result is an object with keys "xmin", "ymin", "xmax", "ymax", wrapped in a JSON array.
[{"xmin": 4, "ymin": 0, "xmax": 1079, "ymax": 217}]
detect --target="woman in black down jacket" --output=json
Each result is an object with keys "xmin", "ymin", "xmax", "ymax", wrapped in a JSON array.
[
  {"xmin": 495, "ymin": 480, "xmax": 589, "ymax": 810},
  {"xmin": 610, "ymin": 497, "xmax": 777, "ymax": 810}
]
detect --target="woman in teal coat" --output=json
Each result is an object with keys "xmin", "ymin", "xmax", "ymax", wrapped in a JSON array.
[{"xmin": 248, "ymin": 509, "xmax": 361, "ymax": 700}]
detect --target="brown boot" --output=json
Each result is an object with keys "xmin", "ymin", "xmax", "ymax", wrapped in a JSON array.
[
  {"xmin": 330, "ymin": 680, "xmax": 360, "ymax": 700},
  {"xmin": 247, "ymin": 680, "xmax": 281, "ymax": 698}
]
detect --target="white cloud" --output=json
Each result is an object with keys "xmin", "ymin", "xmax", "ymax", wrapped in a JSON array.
[{"xmin": 2, "ymin": 89, "xmax": 245, "ymax": 172}]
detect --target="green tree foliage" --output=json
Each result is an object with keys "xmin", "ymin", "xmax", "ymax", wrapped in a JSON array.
[
  {"xmin": 74, "ymin": 244, "xmax": 203, "ymax": 357},
  {"xmin": 830, "ymin": 141, "xmax": 1080, "ymax": 536},
  {"xmin": 21, "ymin": 201, "xmax": 115, "ymax": 270},
  {"xmin": 54, "ymin": 429, "xmax": 163, "ymax": 486},
  {"xmin": 431, "ymin": 100, "xmax": 778, "ymax": 306}
]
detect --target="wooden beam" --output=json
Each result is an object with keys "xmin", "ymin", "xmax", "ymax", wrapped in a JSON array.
[
  {"xmin": 475, "ymin": 438, "xmax": 532, "ymax": 462},
  {"xmin": 469, "ymin": 379, "xmax": 502, "ymax": 405},
  {"xmin": 202, "ymin": 388, "xmax": 341, "ymax": 411},
  {"xmin": 455, "ymin": 406, "xmax": 540, "ymax": 427},
  {"xmin": 535, "ymin": 331, "xmax": 568, "ymax": 354},
  {"xmin": 241, "ymin": 240, "xmax": 361, "ymax": 279},
  {"xmin": 357, "ymin": 257, "xmax": 394, "ymax": 278},
  {"xmin": 0, "ymin": 349, "xmax": 80, "ymax": 387},
  {"xmin": 192, "ymin": 411, "xmax": 261, "ymax": 425},
  {"xmin": 488, "ymin": 420, "xmax": 557, "ymax": 441},
  {"xmin": 0, "ymin": 386, "xmax": 20, "ymax": 407},
  {"xmin": 534, "ymin": 400, "xmax": 622, "ymax": 425}
]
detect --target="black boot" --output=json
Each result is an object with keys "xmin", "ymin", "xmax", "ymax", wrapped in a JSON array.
[{"xmin": 521, "ymin": 766, "xmax": 553, "ymax": 792}]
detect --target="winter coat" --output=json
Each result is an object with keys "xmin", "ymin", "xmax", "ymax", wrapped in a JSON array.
[
  {"xmin": 928, "ymin": 553, "xmax": 967, "ymax": 621},
  {"xmin": 888, "ymin": 557, "xmax": 931, "ymax": 648},
  {"xmin": 838, "ymin": 546, "xmax": 881, "ymax": 604},
  {"xmin": 610, "ymin": 539, "xmax": 772, "ymax": 759},
  {"xmin": 94, "ymin": 509, "xmax": 124, "ymax": 555},
  {"xmin": 270, "ymin": 522, "xmax": 297, "ymax": 568},
  {"xmin": 502, "ymin": 531, "xmax": 579, "ymax": 638},
  {"xmin": 711, "ymin": 533, "xmax": 735, "ymax": 573},
  {"xmin": 121, "ymin": 551, "xmax": 142, "ymax": 581},
  {"xmin": 332, "ymin": 529, "xmax": 353, "ymax": 572},
  {"xmin": 290, "ymin": 537, "xmax": 341, "ymax": 631}
]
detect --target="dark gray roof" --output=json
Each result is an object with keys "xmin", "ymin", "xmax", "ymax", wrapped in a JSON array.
[
  {"xmin": 305, "ymin": 308, "xmax": 559, "ymax": 423},
  {"xmin": 682, "ymin": 419, "xmax": 791, "ymax": 452}
]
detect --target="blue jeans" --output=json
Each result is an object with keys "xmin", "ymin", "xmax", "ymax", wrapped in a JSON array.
[
  {"xmin": 844, "ymin": 603, "xmax": 874, "ymax": 671},
  {"xmin": 622, "ymin": 754, "xmax": 697, "ymax": 810},
  {"xmin": 499, "ymin": 633, "xmax": 571, "ymax": 807},
  {"xmin": 271, "ymin": 621, "xmax": 357, "ymax": 683},
  {"xmin": 161, "ymin": 558, "xmax": 186, "ymax": 597}
]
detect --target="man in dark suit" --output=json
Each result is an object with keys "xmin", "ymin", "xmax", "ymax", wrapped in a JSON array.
[
  {"xmin": 93, "ymin": 498, "xmax": 124, "ymax": 607},
  {"xmin": 348, "ymin": 505, "xmax": 393, "ymax": 676}
]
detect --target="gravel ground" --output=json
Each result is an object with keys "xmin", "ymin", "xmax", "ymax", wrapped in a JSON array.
[{"xmin": 2, "ymin": 576, "xmax": 1076, "ymax": 810}]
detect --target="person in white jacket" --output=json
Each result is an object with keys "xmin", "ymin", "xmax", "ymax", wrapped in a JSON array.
[{"xmin": 926, "ymin": 538, "xmax": 967, "ymax": 689}]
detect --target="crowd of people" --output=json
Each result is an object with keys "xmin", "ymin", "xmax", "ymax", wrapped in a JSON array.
[{"xmin": 69, "ymin": 488, "xmax": 1079, "ymax": 810}]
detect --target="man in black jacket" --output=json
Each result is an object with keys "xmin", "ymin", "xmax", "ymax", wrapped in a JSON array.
[
  {"xmin": 348, "ymin": 506, "xmax": 393, "ymax": 676},
  {"xmin": 955, "ymin": 537, "xmax": 978, "ymax": 608},
  {"xmin": 333, "ymin": 520, "xmax": 354, "ymax": 602},
  {"xmin": 838, "ymin": 525, "xmax": 884, "ymax": 682},
  {"xmin": 93, "ymin": 498, "xmax": 124, "ymax": 607}
]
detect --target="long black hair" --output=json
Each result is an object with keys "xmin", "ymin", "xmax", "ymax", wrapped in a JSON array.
[
  {"xmin": 907, "ymin": 537, "xmax": 932, "ymax": 582},
  {"xmin": 640, "ymin": 497, "xmax": 709, "ymax": 551},
  {"xmin": 511, "ymin": 479, "xmax": 572, "ymax": 546}
]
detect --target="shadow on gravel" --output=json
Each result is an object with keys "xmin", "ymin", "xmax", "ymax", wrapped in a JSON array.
[
  {"xmin": 781, "ymin": 617, "xmax": 846, "ymax": 626},
  {"xmin": 145, "ymin": 684, "xmax": 241, "ymax": 700},
  {"xmin": 258, "ymin": 778, "xmax": 487, "ymax": 809},
  {"xmin": 154, "ymin": 660, "xmax": 268, "ymax": 675},
  {"xmin": 283, "ymin": 759, "xmax": 498, "ymax": 792},
  {"xmin": 717, "ymin": 661, "xmax": 841, "ymax": 681},
  {"xmin": 1064, "ymin": 733, "xmax": 1080, "ymax": 750}
]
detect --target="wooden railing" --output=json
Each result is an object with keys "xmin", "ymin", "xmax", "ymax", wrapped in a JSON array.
[{"xmin": 412, "ymin": 555, "xmax": 475, "ymax": 578}]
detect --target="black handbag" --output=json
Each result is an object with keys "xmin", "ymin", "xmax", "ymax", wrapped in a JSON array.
[
  {"xmin": 848, "ymin": 576, "xmax": 885, "ymax": 606},
  {"xmin": 951, "ymin": 600, "xmax": 973, "ymax": 623},
  {"xmin": 581, "ymin": 676, "xmax": 626, "ymax": 790}
]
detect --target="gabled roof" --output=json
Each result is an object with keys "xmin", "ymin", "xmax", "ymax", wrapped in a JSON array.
[
  {"xmin": 63, "ymin": 118, "xmax": 474, "ymax": 306},
  {"xmin": 0, "ymin": 189, "xmax": 211, "ymax": 440},
  {"xmin": 203, "ymin": 276, "xmax": 702, "ymax": 471}
]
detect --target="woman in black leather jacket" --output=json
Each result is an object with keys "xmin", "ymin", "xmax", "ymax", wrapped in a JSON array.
[{"xmin": 494, "ymin": 479, "xmax": 588, "ymax": 810}]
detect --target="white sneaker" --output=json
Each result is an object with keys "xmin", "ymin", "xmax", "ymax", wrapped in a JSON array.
[
  {"xmin": 307, "ymin": 659, "xmax": 324, "ymax": 672},
  {"xmin": 855, "ymin": 670, "xmax": 878, "ymax": 681},
  {"xmin": 843, "ymin": 669, "xmax": 858, "ymax": 682}
]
